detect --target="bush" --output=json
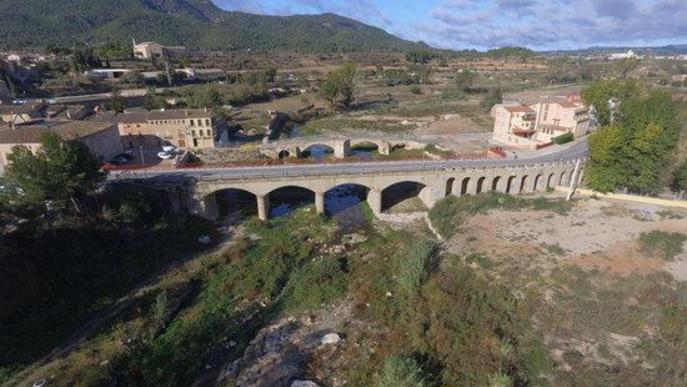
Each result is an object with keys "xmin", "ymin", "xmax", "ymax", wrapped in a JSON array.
[
  {"xmin": 376, "ymin": 355, "xmax": 427, "ymax": 387},
  {"xmin": 410, "ymin": 85, "xmax": 422, "ymax": 95},
  {"xmin": 639, "ymin": 231, "xmax": 687, "ymax": 260},
  {"xmin": 672, "ymin": 160, "xmax": 687, "ymax": 192},
  {"xmin": 396, "ymin": 239, "xmax": 437, "ymax": 302},
  {"xmin": 553, "ymin": 132, "xmax": 574, "ymax": 145}
]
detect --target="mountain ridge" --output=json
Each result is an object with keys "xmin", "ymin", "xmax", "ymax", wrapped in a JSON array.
[{"xmin": 0, "ymin": 0, "xmax": 425, "ymax": 53}]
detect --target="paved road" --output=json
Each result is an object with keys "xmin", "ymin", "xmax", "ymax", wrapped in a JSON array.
[{"xmin": 113, "ymin": 140, "xmax": 588, "ymax": 183}]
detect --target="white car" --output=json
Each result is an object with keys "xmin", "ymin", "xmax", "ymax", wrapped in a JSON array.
[
  {"xmin": 162, "ymin": 145, "xmax": 176, "ymax": 153},
  {"xmin": 157, "ymin": 152, "xmax": 174, "ymax": 160}
]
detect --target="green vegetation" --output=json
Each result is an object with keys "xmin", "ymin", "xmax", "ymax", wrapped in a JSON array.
[
  {"xmin": 0, "ymin": 135, "xmax": 217, "ymax": 369},
  {"xmin": 0, "ymin": 0, "xmax": 424, "ymax": 53},
  {"xmin": 428, "ymin": 192, "xmax": 571, "ymax": 238},
  {"xmin": 376, "ymin": 355, "xmax": 427, "ymax": 387},
  {"xmin": 104, "ymin": 91, "xmax": 126, "ymax": 112},
  {"xmin": 584, "ymin": 81, "xmax": 680, "ymax": 193},
  {"xmin": 553, "ymin": 132, "xmax": 574, "ymax": 144},
  {"xmin": 639, "ymin": 230, "xmax": 687, "ymax": 260},
  {"xmin": 481, "ymin": 86, "xmax": 503, "ymax": 111},
  {"xmin": 320, "ymin": 62, "xmax": 358, "ymax": 110},
  {"xmin": 672, "ymin": 160, "xmax": 687, "ymax": 192}
]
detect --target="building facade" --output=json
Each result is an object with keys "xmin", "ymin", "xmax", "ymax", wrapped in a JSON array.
[
  {"xmin": 492, "ymin": 95, "xmax": 590, "ymax": 149},
  {"xmin": 110, "ymin": 110, "xmax": 219, "ymax": 149},
  {"xmin": 133, "ymin": 41, "xmax": 187, "ymax": 60},
  {"xmin": 0, "ymin": 121, "xmax": 122, "ymax": 171}
]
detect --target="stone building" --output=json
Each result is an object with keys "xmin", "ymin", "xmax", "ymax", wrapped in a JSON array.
[
  {"xmin": 492, "ymin": 94, "xmax": 590, "ymax": 149},
  {"xmin": 0, "ymin": 121, "xmax": 122, "ymax": 171},
  {"xmin": 92, "ymin": 110, "xmax": 220, "ymax": 149},
  {"xmin": 133, "ymin": 41, "xmax": 187, "ymax": 60}
]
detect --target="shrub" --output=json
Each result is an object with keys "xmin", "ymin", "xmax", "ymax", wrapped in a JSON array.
[
  {"xmin": 396, "ymin": 239, "xmax": 437, "ymax": 302},
  {"xmin": 376, "ymin": 355, "xmax": 427, "ymax": 387},
  {"xmin": 672, "ymin": 160, "xmax": 687, "ymax": 192},
  {"xmin": 639, "ymin": 231, "xmax": 687, "ymax": 260},
  {"xmin": 410, "ymin": 85, "xmax": 422, "ymax": 95},
  {"xmin": 553, "ymin": 132, "xmax": 574, "ymax": 145}
]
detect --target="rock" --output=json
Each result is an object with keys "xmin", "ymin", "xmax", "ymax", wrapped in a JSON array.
[
  {"xmin": 291, "ymin": 380, "xmax": 320, "ymax": 387},
  {"xmin": 321, "ymin": 333, "xmax": 341, "ymax": 345},
  {"xmin": 198, "ymin": 235, "xmax": 211, "ymax": 244},
  {"xmin": 385, "ymin": 291, "xmax": 393, "ymax": 297},
  {"xmin": 342, "ymin": 233, "xmax": 368, "ymax": 245},
  {"xmin": 229, "ymin": 340, "xmax": 237, "ymax": 347}
]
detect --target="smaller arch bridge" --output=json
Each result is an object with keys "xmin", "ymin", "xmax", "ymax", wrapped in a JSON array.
[{"xmin": 260, "ymin": 137, "xmax": 427, "ymax": 160}]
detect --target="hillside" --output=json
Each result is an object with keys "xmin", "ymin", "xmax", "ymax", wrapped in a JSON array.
[{"xmin": 0, "ymin": 0, "xmax": 425, "ymax": 53}]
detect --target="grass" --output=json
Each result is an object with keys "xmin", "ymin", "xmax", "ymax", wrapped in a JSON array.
[
  {"xmin": 428, "ymin": 192, "xmax": 571, "ymax": 238},
  {"xmin": 639, "ymin": 230, "xmax": 687, "ymax": 260},
  {"xmin": 299, "ymin": 117, "xmax": 408, "ymax": 136}
]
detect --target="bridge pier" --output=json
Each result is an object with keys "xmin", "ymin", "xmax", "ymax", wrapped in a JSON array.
[
  {"xmin": 378, "ymin": 142, "xmax": 391, "ymax": 156},
  {"xmin": 496, "ymin": 176, "xmax": 509, "ymax": 193},
  {"xmin": 334, "ymin": 140, "xmax": 351, "ymax": 159},
  {"xmin": 315, "ymin": 191, "xmax": 325, "ymax": 215},
  {"xmin": 419, "ymin": 184, "xmax": 443, "ymax": 209},
  {"xmin": 257, "ymin": 194, "xmax": 270, "ymax": 221},
  {"xmin": 367, "ymin": 189, "xmax": 382, "ymax": 215}
]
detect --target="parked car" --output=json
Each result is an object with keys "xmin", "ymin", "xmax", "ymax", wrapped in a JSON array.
[
  {"xmin": 157, "ymin": 152, "xmax": 174, "ymax": 160},
  {"xmin": 161, "ymin": 145, "xmax": 176, "ymax": 153}
]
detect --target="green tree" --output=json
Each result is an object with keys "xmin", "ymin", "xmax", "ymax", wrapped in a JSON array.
[
  {"xmin": 143, "ymin": 87, "xmax": 168, "ymax": 111},
  {"xmin": 454, "ymin": 69, "xmax": 477, "ymax": 92},
  {"xmin": 581, "ymin": 79, "xmax": 641, "ymax": 126},
  {"xmin": 187, "ymin": 85, "xmax": 223, "ymax": 108},
  {"xmin": 672, "ymin": 161, "xmax": 687, "ymax": 192},
  {"xmin": 319, "ymin": 62, "xmax": 358, "ymax": 110},
  {"xmin": 105, "ymin": 91, "xmax": 126, "ymax": 112},
  {"xmin": 585, "ymin": 90, "xmax": 680, "ymax": 193},
  {"xmin": 481, "ymin": 85, "xmax": 503, "ymax": 111},
  {"xmin": 4, "ymin": 134, "xmax": 105, "ymax": 220}
]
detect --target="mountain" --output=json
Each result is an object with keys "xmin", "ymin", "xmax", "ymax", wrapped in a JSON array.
[{"xmin": 0, "ymin": 0, "xmax": 425, "ymax": 53}]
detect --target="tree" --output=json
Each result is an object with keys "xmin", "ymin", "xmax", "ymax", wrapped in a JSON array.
[
  {"xmin": 672, "ymin": 161, "xmax": 687, "ymax": 193},
  {"xmin": 104, "ymin": 91, "xmax": 126, "ymax": 113},
  {"xmin": 186, "ymin": 85, "xmax": 223, "ymax": 108},
  {"xmin": 581, "ymin": 79, "xmax": 641, "ymax": 126},
  {"xmin": 481, "ymin": 86, "xmax": 503, "ymax": 111},
  {"xmin": 143, "ymin": 87, "xmax": 168, "ymax": 111},
  {"xmin": 120, "ymin": 71, "xmax": 144, "ymax": 86},
  {"xmin": 319, "ymin": 62, "xmax": 358, "ymax": 110},
  {"xmin": 585, "ymin": 90, "xmax": 680, "ymax": 194},
  {"xmin": 406, "ymin": 49, "xmax": 434, "ymax": 64},
  {"xmin": 4, "ymin": 133, "xmax": 105, "ymax": 221},
  {"xmin": 454, "ymin": 70, "xmax": 477, "ymax": 92}
]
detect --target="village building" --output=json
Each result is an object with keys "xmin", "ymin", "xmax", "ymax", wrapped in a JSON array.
[
  {"xmin": 0, "ymin": 121, "xmax": 122, "ymax": 171},
  {"xmin": 90, "ymin": 109, "xmax": 221, "ymax": 149},
  {"xmin": 0, "ymin": 101, "xmax": 48, "ymax": 125},
  {"xmin": 133, "ymin": 41, "xmax": 187, "ymax": 60},
  {"xmin": 491, "ymin": 94, "xmax": 590, "ymax": 149}
]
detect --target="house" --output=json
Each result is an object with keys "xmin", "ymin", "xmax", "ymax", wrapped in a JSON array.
[
  {"xmin": 491, "ymin": 103, "xmax": 537, "ymax": 146},
  {"xmin": 90, "ymin": 109, "xmax": 221, "ymax": 149},
  {"xmin": 0, "ymin": 121, "xmax": 123, "ymax": 171},
  {"xmin": 531, "ymin": 96, "xmax": 590, "ymax": 142},
  {"xmin": 133, "ymin": 41, "xmax": 187, "ymax": 60},
  {"xmin": 0, "ymin": 101, "xmax": 48, "ymax": 125},
  {"xmin": 491, "ymin": 94, "xmax": 590, "ymax": 149}
]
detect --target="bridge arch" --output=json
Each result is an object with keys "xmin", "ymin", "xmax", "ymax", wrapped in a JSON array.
[
  {"xmin": 324, "ymin": 183, "xmax": 371, "ymax": 216},
  {"xmin": 267, "ymin": 185, "xmax": 316, "ymax": 218},
  {"xmin": 460, "ymin": 177, "xmax": 471, "ymax": 196},
  {"xmin": 381, "ymin": 180, "xmax": 427, "ymax": 212},
  {"xmin": 491, "ymin": 176, "xmax": 501, "ymax": 192},
  {"xmin": 299, "ymin": 143, "xmax": 335, "ymax": 158},
  {"xmin": 446, "ymin": 177, "xmax": 455, "ymax": 196},
  {"xmin": 519, "ymin": 175, "xmax": 530, "ymax": 193},
  {"xmin": 278, "ymin": 150, "xmax": 291, "ymax": 159},
  {"xmin": 475, "ymin": 176, "xmax": 487, "ymax": 194},
  {"xmin": 534, "ymin": 173, "xmax": 544, "ymax": 192},
  {"xmin": 506, "ymin": 175, "xmax": 517, "ymax": 194}
]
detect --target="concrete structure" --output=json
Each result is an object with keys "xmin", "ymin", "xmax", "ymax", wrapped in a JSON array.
[
  {"xmin": 260, "ymin": 137, "xmax": 427, "ymax": 159},
  {"xmin": 492, "ymin": 95, "xmax": 590, "ymax": 148},
  {"xmin": 0, "ymin": 121, "xmax": 122, "ymax": 171},
  {"xmin": 92, "ymin": 110, "xmax": 219, "ymax": 150},
  {"xmin": 0, "ymin": 101, "xmax": 48, "ymax": 125},
  {"xmin": 133, "ymin": 41, "xmax": 186, "ymax": 60},
  {"xmin": 84, "ymin": 69, "xmax": 133, "ymax": 81},
  {"xmin": 190, "ymin": 159, "xmax": 582, "ymax": 221}
]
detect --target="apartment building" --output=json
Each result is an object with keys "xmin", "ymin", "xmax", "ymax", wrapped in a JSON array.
[
  {"xmin": 92, "ymin": 110, "xmax": 219, "ymax": 149},
  {"xmin": 491, "ymin": 94, "xmax": 590, "ymax": 149}
]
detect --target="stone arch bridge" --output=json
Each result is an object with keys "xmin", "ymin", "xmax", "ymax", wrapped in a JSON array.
[
  {"xmin": 191, "ymin": 159, "xmax": 583, "ymax": 221},
  {"xmin": 260, "ymin": 137, "xmax": 428, "ymax": 159}
]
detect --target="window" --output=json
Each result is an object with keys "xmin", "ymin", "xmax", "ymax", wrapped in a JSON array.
[
  {"xmin": 207, "ymin": 129, "xmax": 212, "ymax": 137},
  {"xmin": 189, "ymin": 120, "xmax": 194, "ymax": 126},
  {"xmin": 197, "ymin": 119, "xmax": 203, "ymax": 127},
  {"xmin": 191, "ymin": 130, "xmax": 196, "ymax": 137},
  {"xmin": 205, "ymin": 119, "xmax": 210, "ymax": 126}
]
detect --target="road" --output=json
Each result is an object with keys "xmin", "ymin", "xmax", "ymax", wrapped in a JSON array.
[{"xmin": 112, "ymin": 139, "xmax": 588, "ymax": 182}]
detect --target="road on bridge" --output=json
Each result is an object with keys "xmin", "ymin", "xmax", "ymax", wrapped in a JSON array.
[{"xmin": 111, "ymin": 139, "xmax": 588, "ymax": 182}]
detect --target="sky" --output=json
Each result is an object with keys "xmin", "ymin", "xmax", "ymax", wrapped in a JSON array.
[{"xmin": 212, "ymin": 0, "xmax": 687, "ymax": 51}]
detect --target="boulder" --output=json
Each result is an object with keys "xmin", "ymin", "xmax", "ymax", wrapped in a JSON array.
[
  {"xmin": 321, "ymin": 333, "xmax": 341, "ymax": 345},
  {"xmin": 291, "ymin": 380, "xmax": 319, "ymax": 387}
]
